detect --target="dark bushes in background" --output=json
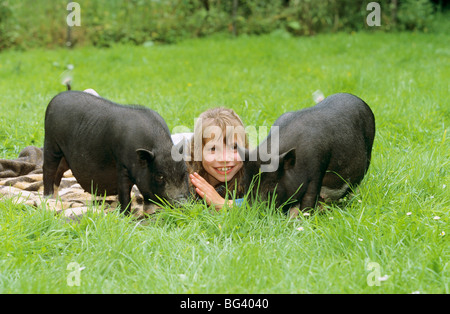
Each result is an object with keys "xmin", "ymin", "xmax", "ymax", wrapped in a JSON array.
[{"xmin": 0, "ymin": 0, "xmax": 446, "ymax": 50}]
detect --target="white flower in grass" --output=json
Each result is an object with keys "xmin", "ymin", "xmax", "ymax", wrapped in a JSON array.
[
  {"xmin": 312, "ymin": 90, "xmax": 325, "ymax": 103},
  {"xmin": 433, "ymin": 216, "xmax": 441, "ymax": 220},
  {"xmin": 406, "ymin": 212, "xmax": 412, "ymax": 216}
]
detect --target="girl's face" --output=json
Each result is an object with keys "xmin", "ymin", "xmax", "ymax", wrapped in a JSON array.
[{"xmin": 201, "ymin": 136, "xmax": 243, "ymax": 186}]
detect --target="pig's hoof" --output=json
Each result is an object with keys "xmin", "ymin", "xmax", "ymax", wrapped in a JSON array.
[
  {"xmin": 288, "ymin": 207, "xmax": 300, "ymax": 219},
  {"xmin": 43, "ymin": 193, "xmax": 56, "ymax": 200}
]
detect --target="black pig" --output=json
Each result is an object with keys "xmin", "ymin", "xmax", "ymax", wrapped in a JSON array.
[
  {"xmin": 240, "ymin": 93, "xmax": 375, "ymax": 216},
  {"xmin": 43, "ymin": 91, "xmax": 189, "ymax": 214}
]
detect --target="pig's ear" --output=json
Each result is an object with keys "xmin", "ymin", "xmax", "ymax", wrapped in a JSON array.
[
  {"xmin": 280, "ymin": 148, "xmax": 296, "ymax": 170},
  {"xmin": 136, "ymin": 149, "xmax": 155, "ymax": 167},
  {"xmin": 237, "ymin": 144, "xmax": 249, "ymax": 162}
]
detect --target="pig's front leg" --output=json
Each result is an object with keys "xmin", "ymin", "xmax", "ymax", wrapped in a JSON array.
[
  {"xmin": 117, "ymin": 168, "xmax": 133, "ymax": 214},
  {"xmin": 299, "ymin": 179, "xmax": 322, "ymax": 212}
]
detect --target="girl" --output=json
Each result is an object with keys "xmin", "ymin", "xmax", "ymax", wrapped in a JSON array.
[{"xmin": 187, "ymin": 107, "xmax": 249, "ymax": 210}]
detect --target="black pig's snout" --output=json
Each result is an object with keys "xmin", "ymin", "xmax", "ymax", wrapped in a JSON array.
[{"xmin": 173, "ymin": 194, "xmax": 189, "ymax": 204}]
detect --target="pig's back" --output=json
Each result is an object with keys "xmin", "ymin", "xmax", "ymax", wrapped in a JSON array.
[
  {"xmin": 45, "ymin": 91, "xmax": 124, "ymax": 138},
  {"xmin": 45, "ymin": 91, "xmax": 169, "ymax": 146},
  {"xmin": 274, "ymin": 93, "xmax": 375, "ymax": 153}
]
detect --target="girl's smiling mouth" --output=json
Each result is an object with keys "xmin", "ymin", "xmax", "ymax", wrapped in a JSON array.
[{"xmin": 214, "ymin": 166, "xmax": 235, "ymax": 175}]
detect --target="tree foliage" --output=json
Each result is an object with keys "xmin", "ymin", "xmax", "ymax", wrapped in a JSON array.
[{"xmin": 0, "ymin": 0, "xmax": 443, "ymax": 50}]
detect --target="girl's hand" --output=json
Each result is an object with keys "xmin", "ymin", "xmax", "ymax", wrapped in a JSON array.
[{"xmin": 190, "ymin": 172, "xmax": 232, "ymax": 211}]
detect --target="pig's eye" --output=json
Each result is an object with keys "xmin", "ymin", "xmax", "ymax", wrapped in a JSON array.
[{"xmin": 156, "ymin": 174, "xmax": 164, "ymax": 183}]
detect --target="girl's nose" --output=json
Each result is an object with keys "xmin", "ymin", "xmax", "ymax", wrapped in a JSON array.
[{"xmin": 223, "ymin": 147, "xmax": 237, "ymax": 162}]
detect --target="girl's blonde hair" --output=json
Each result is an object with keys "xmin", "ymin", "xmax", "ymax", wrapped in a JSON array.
[{"xmin": 188, "ymin": 107, "xmax": 249, "ymax": 198}]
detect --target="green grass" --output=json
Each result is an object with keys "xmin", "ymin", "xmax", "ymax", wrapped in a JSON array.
[{"xmin": 0, "ymin": 31, "xmax": 449, "ymax": 293}]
